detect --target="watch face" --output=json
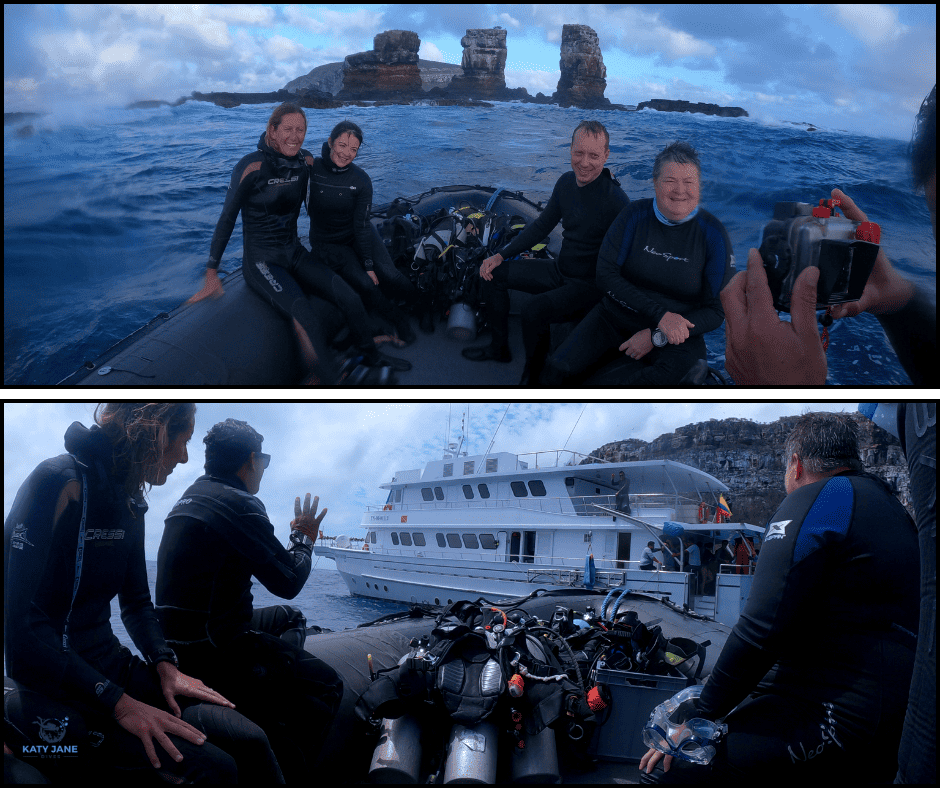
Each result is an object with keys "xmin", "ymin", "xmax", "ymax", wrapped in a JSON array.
[{"xmin": 652, "ymin": 329, "xmax": 667, "ymax": 347}]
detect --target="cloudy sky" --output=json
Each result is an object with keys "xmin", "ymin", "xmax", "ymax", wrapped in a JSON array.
[
  {"xmin": 4, "ymin": 5, "xmax": 935, "ymax": 139},
  {"xmin": 5, "ymin": 401, "xmax": 862, "ymax": 561}
]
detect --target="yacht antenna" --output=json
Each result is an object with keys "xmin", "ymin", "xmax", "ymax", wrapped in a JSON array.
[
  {"xmin": 563, "ymin": 404, "xmax": 588, "ymax": 453},
  {"xmin": 480, "ymin": 404, "xmax": 511, "ymax": 468}
]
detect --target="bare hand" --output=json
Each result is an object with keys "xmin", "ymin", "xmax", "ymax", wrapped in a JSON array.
[
  {"xmin": 721, "ymin": 248, "xmax": 827, "ymax": 384},
  {"xmin": 367, "ymin": 270, "xmax": 379, "ymax": 286},
  {"xmin": 658, "ymin": 312, "xmax": 694, "ymax": 344},
  {"xmin": 155, "ymin": 661, "xmax": 234, "ymax": 718},
  {"xmin": 619, "ymin": 328, "xmax": 654, "ymax": 360},
  {"xmin": 479, "ymin": 254, "xmax": 504, "ymax": 281},
  {"xmin": 291, "ymin": 493, "xmax": 328, "ymax": 540},
  {"xmin": 113, "ymin": 692, "xmax": 206, "ymax": 769},
  {"xmin": 186, "ymin": 269, "xmax": 225, "ymax": 304},
  {"xmin": 640, "ymin": 746, "xmax": 674, "ymax": 775},
  {"xmin": 827, "ymin": 188, "xmax": 914, "ymax": 319}
]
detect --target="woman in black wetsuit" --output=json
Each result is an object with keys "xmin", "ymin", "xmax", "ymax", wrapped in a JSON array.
[
  {"xmin": 308, "ymin": 120, "xmax": 418, "ymax": 345},
  {"xmin": 189, "ymin": 104, "xmax": 406, "ymax": 384},
  {"xmin": 3, "ymin": 403, "xmax": 282, "ymax": 782}
]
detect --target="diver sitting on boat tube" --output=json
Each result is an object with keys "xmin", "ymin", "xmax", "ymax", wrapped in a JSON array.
[
  {"xmin": 640, "ymin": 412, "xmax": 919, "ymax": 784},
  {"xmin": 461, "ymin": 120, "xmax": 631, "ymax": 383},
  {"xmin": 155, "ymin": 418, "xmax": 342, "ymax": 783},
  {"xmin": 4, "ymin": 404, "xmax": 280, "ymax": 783},
  {"xmin": 543, "ymin": 141, "xmax": 734, "ymax": 386}
]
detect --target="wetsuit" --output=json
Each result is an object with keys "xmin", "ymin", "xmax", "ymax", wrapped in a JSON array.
[
  {"xmin": 860, "ymin": 403, "xmax": 936, "ymax": 783},
  {"xmin": 546, "ymin": 198, "xmax": 733, "ymax": 385},
  {"xmin": 470, "ymin": 168, "xmax": 630, "ymax": 376},
  {"xmin": 156, "ymin": 472, "xmax": 343, "ymax": 783},
  {"xmin": 3, "ymin": 422, "xmax": 278, "ymax": 782},
  {"xmin": 308, "ymin": 141, "xmax": 416, "ymax": 337},
  {"xmin": 644, "ymin": 471, "xmax": 919, "ymax": 784},
  {"xmin": 209, "ymin": 131, "xmax": 381, "ymax": 383}
]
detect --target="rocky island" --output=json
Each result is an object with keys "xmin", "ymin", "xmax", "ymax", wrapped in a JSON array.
[
  {"xmin": 586, "ymin": 413, "xmax": 909, "ymax": 526},
  {"xmin": 123, "ymin": 24, "xmax": 748, "ymax": 118}
]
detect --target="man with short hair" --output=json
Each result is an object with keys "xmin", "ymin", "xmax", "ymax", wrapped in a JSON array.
[
  {"xmin": 156, "ymin": 418, "xmax": 342, "ymax": 783},
  {"xmin": 640, "ymin": 412, "xmax": 919, "ymax": 783},
  {"xmin": 462, "ymin": 120, "xmax": 630, "ymax": 383}
]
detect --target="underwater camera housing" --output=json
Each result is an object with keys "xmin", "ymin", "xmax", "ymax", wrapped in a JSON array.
[{"xmin": 758, "ymin": 199, "xmax": 881, "ymax": 313}]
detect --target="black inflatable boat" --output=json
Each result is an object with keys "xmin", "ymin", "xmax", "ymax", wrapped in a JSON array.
[
  {"xmin": 58, "ymin": 186, "xmax": 559, "ymax": 386},
  {"xmin": 4, "ymin": 589, "xmax": 728, "ymax": 783}
]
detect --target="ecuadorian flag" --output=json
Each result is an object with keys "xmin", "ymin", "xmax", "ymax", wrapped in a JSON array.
[{"xmin": 718, "ymin": 495, "xmax": 732, "ymax": 520}]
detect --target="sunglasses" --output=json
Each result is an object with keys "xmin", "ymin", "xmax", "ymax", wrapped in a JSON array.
[{"xmin": 256, "ymin": 452, "xmax": 271, "ymax": 469}]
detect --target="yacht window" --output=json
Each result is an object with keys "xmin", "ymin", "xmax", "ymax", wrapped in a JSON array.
[
  {"xmin": 371, "ymin": 532, "xmax": 376, "ymax": 543},
  {"xmin": 446, "ymin": 533, "xmax": 462, "ymax": 549},
  {"xmin": 435, "ymin": 487, "xmax": 445, "ymax": 501},
  {"xmin": 462, "ymin": 484, "xmax": 474, "ymax": 500},
  {"xmin": 511, "ymin": 481, "xmax": 528, "ymax": 497},
  {"xmin": 478, "ymin": 484, "xmax": 490, "ymax": 499},
  {"xmin": 485, "ymin": 457, "xmax": 498, "ymax": 473},
  {"xmin": 464, "ymin": 460, "xmax": 475, "ymax": 475},
  {"xmin": 528, "ymin": 480, "xmax": 546, "ymax": 496},
  {"xmin": 400, "ymin": 532, "xmax": 413, "ymax": 547},
  {"xmin": 421, "ymin": 488, "xmax": 434, "ymax": 502},
  {"xmin": 395, "ymin": 489, "xmax": 402, "ymax": 503},
  {"xmin": 436, "ymin": 533, "xmax": 446, "ymax": 548},
  {"xmin": 413, "ymin": 533, "xmax": 426, "ymax": 547},
  {"xmin": 565, "ymin": 477, "xmax": 575, "ymax": 487},
  {"xmin": 443, "ymin": 463, "xmax": 453, "ymax": 477},
  {"xmin": 391, "ymin": 532, "xmax": 400, "ymax": 545},
  {"xmin": 479, "ymin": 533, "xmax": 497, "ymax": 550},
  {"xmin": 462, "ymin": 533, "xmax": 479, "ymax": 549},
  {"xmin": 385, "ymin": 492, "xmax": 394, "ymax": 504}
]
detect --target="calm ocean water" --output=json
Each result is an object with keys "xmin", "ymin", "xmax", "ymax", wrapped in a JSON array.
[
  {"xmin": 4, "ymin": 101, "xmax": 934, "ymax": 384},
  {"xmin": 110, "ymin": 561, "xmax": 409, "ymax": 655}
]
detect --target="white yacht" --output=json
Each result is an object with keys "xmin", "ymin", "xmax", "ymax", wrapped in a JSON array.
[{"xmin": 314, "ymin": 441, "xmax": 763, "ymax": 625}]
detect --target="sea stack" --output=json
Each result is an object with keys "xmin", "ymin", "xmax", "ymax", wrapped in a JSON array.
[
  {"xmin": 552, "ymin": 24, "xmax": 610, "ymax": 109},
  {"xmin": 339, "ymin": 30, "xmax": 423, "ymax": 99},
  {"xmin": 446, "ymin": 28, "xmax": 508, "ymax": 97}
]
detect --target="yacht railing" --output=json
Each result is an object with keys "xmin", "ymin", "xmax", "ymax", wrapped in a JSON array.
[{"xmin": 367, "ymin": 492, "xmax": 709, "ymax": 519}]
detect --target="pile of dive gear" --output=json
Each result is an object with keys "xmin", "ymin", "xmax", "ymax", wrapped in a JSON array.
[
  {"xmin": 355, "ymin": 595, "xmax": 710, "ymax": 783},
  {"xmin": 377, "ymin": 199, "xmax": 555, "ymax": 340}
]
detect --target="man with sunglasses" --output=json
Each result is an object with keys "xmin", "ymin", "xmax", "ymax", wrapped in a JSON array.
[{"xmin": 155, "ymin": 418, "xmax": 342, "ymax": 783}]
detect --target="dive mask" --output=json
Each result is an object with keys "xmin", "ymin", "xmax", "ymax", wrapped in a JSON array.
[{"xmin": 642, "ymin": 685, "xmax": 727, "ymax": 765}]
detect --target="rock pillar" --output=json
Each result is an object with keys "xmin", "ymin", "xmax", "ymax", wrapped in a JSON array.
[
  {"xmin": 339, "ymin": 30, "xmax": 423, "ymax": 99},
  {"xmin": 552, "ymin": 24, "xmax": 609, "ymax": 108}
]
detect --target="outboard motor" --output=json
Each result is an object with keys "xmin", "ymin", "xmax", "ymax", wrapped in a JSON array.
[{"xmin": 443, "ymin": 721, "xmax": 499, "ymax": 784}]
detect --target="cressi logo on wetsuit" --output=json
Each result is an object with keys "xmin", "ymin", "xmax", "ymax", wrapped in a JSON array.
[{"xmin": 268, "ymin": 175, "xmax": 300, "ymax": 186}]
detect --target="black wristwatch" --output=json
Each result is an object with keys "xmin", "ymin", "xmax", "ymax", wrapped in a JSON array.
[{"xmin": 652, "ymin": 328, "xmax": 668, "ymax": 347}]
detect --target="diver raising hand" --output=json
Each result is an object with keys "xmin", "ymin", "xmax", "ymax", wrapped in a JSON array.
[{"xmin": 292, "ymin": 493, "xmax": 328, "ymax": 541}]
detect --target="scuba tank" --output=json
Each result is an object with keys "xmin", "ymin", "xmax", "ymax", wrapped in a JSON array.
[
  {"xmin": 368, "ymin": 715, "xmax": 423, "ymax": 783},
  {"xmin": 443, "ymin": 721, "xmax": 499, "ymax": 784}
]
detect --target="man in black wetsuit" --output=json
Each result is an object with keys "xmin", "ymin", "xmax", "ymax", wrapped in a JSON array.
[
  {"xmin": 461, "ymin": 120, "xmax": 631, "ymax": 383},
  {"xmin": 544, "ymin": 141, "xmax": 734, "ymax": 385},
  {"xmin": 156, "ymin": 418, "xmax": 342, "ymax": 783},
  {"xmin": 640, "ymin": 412, "xmax": 920, "ymax": 784}
]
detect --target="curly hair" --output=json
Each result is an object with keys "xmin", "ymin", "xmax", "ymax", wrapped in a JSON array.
[{"xmin": 94, "ymin": 403, "xmax": 196, "ymax": 499}]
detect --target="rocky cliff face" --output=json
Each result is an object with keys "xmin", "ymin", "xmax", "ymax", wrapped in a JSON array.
[
  {"xmin": 446, "ymin": 28, "xmax": 507, "ymax": 97},
  {"xmin": 552, "ymin": 25, "xmax": 609, "ymax": 109},
  {"xmin": 587, "ymin": 414, "xmax": 909, "ymax": 526},
  {"xmin": 338, "ymin": 30, "xmax": 423, "ymax": 100}
]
